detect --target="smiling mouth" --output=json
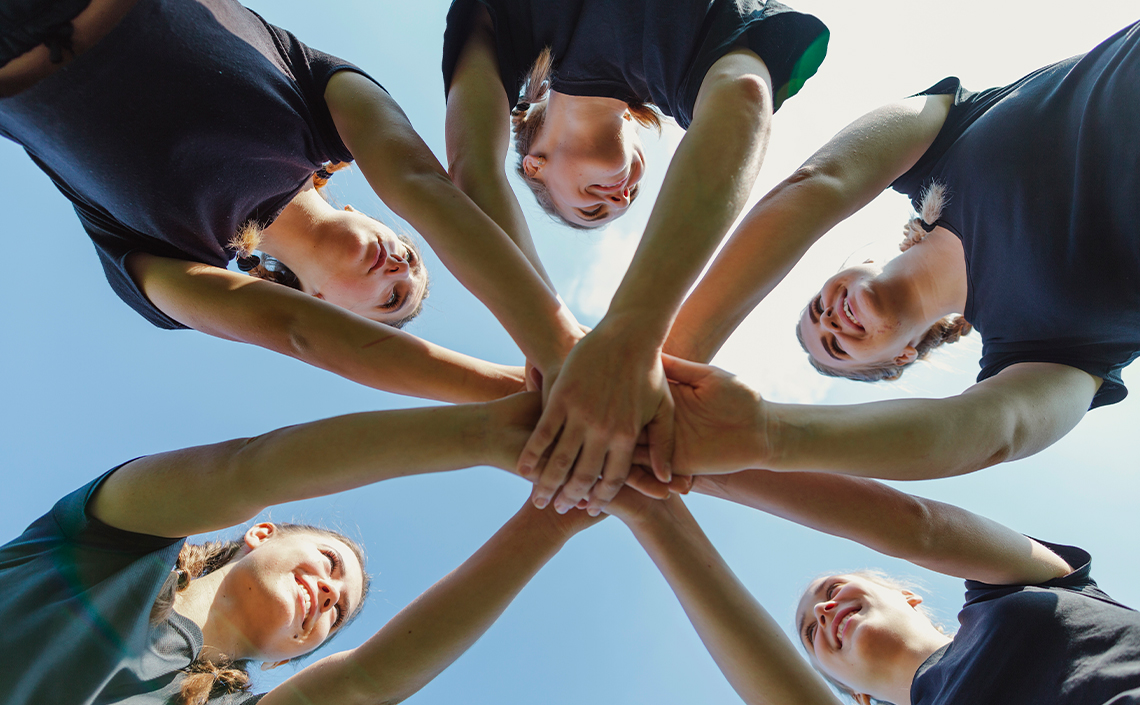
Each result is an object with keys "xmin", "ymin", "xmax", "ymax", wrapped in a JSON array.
[
  {"xmin": 835, "ymin": 607, "xmax": 860, "ymax": 646},
  {"xmin": 367, "ymin": 242, "xmax": 386, "ymax": 274},
  {"xmin": 841, "ymin": 292, "xmax": 863, "ymax": 330},
  {"xmin": 297, "ymin": 576, "xmax": 315, "ymax": 633}
]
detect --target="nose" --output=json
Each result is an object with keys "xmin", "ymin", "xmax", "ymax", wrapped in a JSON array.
[
  {"xmin": 605, "ymin": 189, "xmax": 630, "ymax": 207},
  {"xmin": 316, "ymin": 578, "xmax": 341, "ymax": 614},
  {"xmin": 384, "ymin": 252, "xmax": 410, "ymax": 278},
  {"xmin": 821, "ymin": 304, "xmax": 841, "ymax": 331},
  {"xmin": 813, "ymin": 599, "xmax": 837, "ymax": 632}
]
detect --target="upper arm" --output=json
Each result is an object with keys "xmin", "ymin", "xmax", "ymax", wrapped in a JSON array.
[
  {"xmin": 444, "ymin": 5, "xmax": 510, "ymax": 173},
  {"xmin": 795, "ymin": 93, "xmax": 952, "ymax": 216},
  {"xmin": 955, "ymin": 361, "xmax": 1100, "ymax": 466}
]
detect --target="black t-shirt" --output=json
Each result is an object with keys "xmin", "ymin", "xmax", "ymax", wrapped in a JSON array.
[
  {"xmin": 441, "ymin": 0, "xmax": 829, "ymax": 128},
  {"xmin": 890, "ymin": 21, "xmax": 1140, "ymax": 409},
  {"xmin": 0, "ymin": 466, "xmax": 264, "ymax": 705},
  {"xmin": 0, "ymin": 0, "xmax": 381, "ymax": 329},
  {"xmin": 911, "ymin": 542, "xmax": 1140, "ymax": 705}
]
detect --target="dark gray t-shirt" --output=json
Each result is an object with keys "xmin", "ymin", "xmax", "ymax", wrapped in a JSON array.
[
  {"xmin": 0, "ymin": 466, "xmax": 263, "ymax": 705},
  {"xmin": 890, "ymin": 21, "xmax": 1140, "ymax": 409},
  {"xmin": 442, "ymin": 0, "xmax": 829, "ymax": 127},
  {"xmin": 911, "ymin": 542, "xmax": 1140, "ymax": 705},
  {"xmin": 0, "ymin": 0, "xmax": 380, "ymax": 329}
]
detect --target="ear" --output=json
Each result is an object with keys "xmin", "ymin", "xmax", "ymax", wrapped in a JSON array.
[
  {"xmin": 893, "ymin": 345, "xmax": 918, "ymax": 366},
  {"xmin": 522, "ymin": 154, "xmax": 545, "ymax": 178},
  {"xmin": 853, "ymin": 693, "xmax": 874, "ymax": 705},
  {"xmin": 260, "ymin": 660, "xmax": 288, "ymax": 671},
  {"xmin": 902, "ymin": 589, "xmax": 924, "ymax": 608},
  {"xmin": 244, "ymin": 522, "xmax": 277, "ymax": 549},
  {"xmin": 343, "ymin": 205, "xmax": 356, "ymax": 212},
  {"xmin": 862, "ymin": 258, "xmax": 874, "ymax": 264}
]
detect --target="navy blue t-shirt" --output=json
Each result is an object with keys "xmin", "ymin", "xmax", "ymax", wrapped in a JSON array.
[
  {"xmin": 891, "ymin": 21, "xmax": 1140, "ymax": 408},
  {"xmin": 911, "ymin": 542, "xmax": 1140, "ymax": 705},
  {"xmin": 441, "ymin": 0, "xmax": 829, "ymax": 128},
  {"xmin": 0, "ymin": 0, "xmax": 380, "ymax": 329},
  {"xmin": 0, "ymin": 466, "xmax": 263, "ymax": 705}
]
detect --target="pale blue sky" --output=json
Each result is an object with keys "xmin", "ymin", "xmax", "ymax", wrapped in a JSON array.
[{"xmin": 2, "ymin": 1, "xmax": 1138, "ymax": 702}]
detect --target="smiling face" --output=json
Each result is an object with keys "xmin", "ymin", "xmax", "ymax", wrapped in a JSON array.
[
  {"xmin": 798, "ymin": 263, "xmax": 926, "ymax": 374},
  {"xmin": 301, "ymin": 211, "xmax": 428, "ymax": 325},
  {"xmin": 222, "ymin": 524, "xmax": 366, "ymax": 663},
  {"xmin": 523, "ymin": 110, "xmax": 646, "ymax": 227},
  {"xmin": 796, "ymin": 574, "xmax": 931, "ymax": 697}
]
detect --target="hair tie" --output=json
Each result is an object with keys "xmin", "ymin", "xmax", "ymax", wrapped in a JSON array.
[
  {"xmin": 919, "ymin": 219, "xmax": 938, "ymax": 233},
  {"xmin": 236, "ymin": 254, "xmax": 261, "ymax": 272},
  {"xmin": 513, "ymin": 101, "xmax": 531, "ymax": 113}
]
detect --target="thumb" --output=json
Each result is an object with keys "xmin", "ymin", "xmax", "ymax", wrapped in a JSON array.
[
  {"xmin": 661, "ymin": 354, "xmax": 712, "ymax": 386},
  {"xmin": 647, "ymin": 393, "xmax": 675, "ymax": 483}
]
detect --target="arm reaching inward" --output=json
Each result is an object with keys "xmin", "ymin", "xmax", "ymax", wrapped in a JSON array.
[
  {"xmin": 666, "ymin": 94, "xmax": 953, "ymax": 363},
  {"xmin": 657, "ymin": 355, "xmax": 1099, "ymax": 482},
  {"xmin": 521, "ymin": 50, "xmax": 777, "ymax": 514},
  {"xmin": 129, "ymin": 252, "xmax": 524, "ymax": 403}
]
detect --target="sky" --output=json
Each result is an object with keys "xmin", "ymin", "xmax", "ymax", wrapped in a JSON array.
[{"xmin": 2, "ymin": 1, "xmax": 1139, "ymax": 702}]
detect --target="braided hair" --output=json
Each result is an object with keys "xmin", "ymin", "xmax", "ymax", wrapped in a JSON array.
[{"xmin": 150, "ymin": 524, "xmax": 369, "ymax": 705}]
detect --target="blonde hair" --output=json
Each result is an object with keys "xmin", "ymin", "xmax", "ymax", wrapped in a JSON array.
[
  {"xmin": 511, "ymin": 47, "xmax": 661, "ymax": 228},
  {"xmin": 150, "ymin": 525, "xmax": 369, "ymax": 705},
  {"xmin": 799, "ymin": 181, "xmax": 972, "ymax": 382}
]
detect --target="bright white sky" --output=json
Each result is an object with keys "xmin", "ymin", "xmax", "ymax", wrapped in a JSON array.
[{"xmin": 2, "ymin": 1, "xmax": 1138, "ymax": 702}]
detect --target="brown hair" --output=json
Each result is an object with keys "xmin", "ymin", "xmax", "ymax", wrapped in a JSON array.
[
  {"xmin": 511, "ymin": 47, "xmax": 661, "ymax": 228},
  {"xmin": 799, "ymin": 181, "xmax": 972, "ymax": 382},
  {"xmin": 151, "ymin": 524, "xmax": 370, "ymax": 705}
]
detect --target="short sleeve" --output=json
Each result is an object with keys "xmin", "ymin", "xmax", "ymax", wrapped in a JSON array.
[
  {"xmin": 962, "ymin": 540, "xmax": 1119, "ymax": 607},
  {"xmin": 675, "ymin": 0, "xmax": 828, "ymax": 126},
  {"xmin": 976, "ymin": 348, "xmax": 1134, "ymax": 409}
]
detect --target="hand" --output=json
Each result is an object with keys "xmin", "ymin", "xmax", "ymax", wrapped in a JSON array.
[
  {"xmin": 626, "ymin": 465, "xmax": 693, "ymax": 499},
  {"xmin": 481, "ymin": 392, "xmax": 543, "ymax": 472},
  {"xmin": 518, "ymin": 322, "xmax": 675, "ymax": 516},
  {"xmin": 604, "ymin": 486, "xmax": 682, "ymax": 528},
  {"xmin": 634, "ymin": 356, "xmax": 768, "ymax": 475},
  {"xmin": 526, "ymin": 498, "xmax": 608, "ymax": 542},
  {"xmin": 524, "ymin": 360, "xmax": 543, "ymax": 392}
]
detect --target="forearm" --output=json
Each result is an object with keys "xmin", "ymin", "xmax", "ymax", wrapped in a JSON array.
[
  {"xmin": 624, "ymin": 500, "xmax": 837, "ymax": 705},
  {"xmin": 664, "ymin": 170, "xmax": 848, "ymax": 362},
  {"xmin": 384, "ymin": 168, "xmax": 581, "ymax": 368},
  {"xmin": 282, "ymin": 504, "xmax": 575, "ymax": 705},
  {"xmin": 448, "ymin": 151, "xmax": 556, "ymax": 290},
  {"xmin": 695, "ymin": 470, "xmax": 1071, "ymax": 585},
  {"xmin": 92, "ymin": 400, "xmax": 516, "ymax": 537},
  {"xmin": 609, "ymin": 70, "xmax": 772, "ymax": 343}
]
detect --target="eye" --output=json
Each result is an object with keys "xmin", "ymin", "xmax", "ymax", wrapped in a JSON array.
[
  {"xmin": 826, "ymin": 582, "xmax": 840, "ymax": 599},
  {"xmin": 579, "ymin": 205, "xmax": 604, "ymax": 218},
  {"xmin": 380, "ymin": 289, "xmax": 401, "ymax": 311},
  {"xmin": 813, "ymin": 296, "xmax": 824, "ymax": 317},
  {"xmin": 321, "ymin": 549, "xmax": 347, "ymax": 629},
  {"xmin": 830, "ymin": 336, "xmax": 847, "ymax": 358},
  {"xmin": 805, "ymin": 621, "xmax": 817, "ymax": 645},
  {"xmin": 402, "ymin": 245, "xmax": 417, "ymax": 266}
]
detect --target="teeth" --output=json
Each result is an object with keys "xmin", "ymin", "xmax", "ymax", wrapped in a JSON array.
[{"xmin": 843, "ymin": 299, "xmax": 857, "ymax": 325}]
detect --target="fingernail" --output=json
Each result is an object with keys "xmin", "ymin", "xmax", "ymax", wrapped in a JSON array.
[{"xmin": 534, "ymin": 497, "xmax": 548, "ymax": 509}]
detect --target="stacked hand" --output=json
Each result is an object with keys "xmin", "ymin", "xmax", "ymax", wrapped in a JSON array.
[{"xmin": 516, "ymin": 321, "xmax": 676, "ymax": 515}]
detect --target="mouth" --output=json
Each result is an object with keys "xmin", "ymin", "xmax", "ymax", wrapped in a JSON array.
[
  {"xmin": 367, "ymin": 241, "xmax": 386, "ymax": 274},
  {"xmin": 296, "ymin": 576, "xmax": 317, "ymax": 634},
  {"xmin": 840, "ymin": 290, "xmax": 864, "ymax": 331},
  {"xmin": 833, "ymin": 606, "xmax": 860, "ymax": 647}
]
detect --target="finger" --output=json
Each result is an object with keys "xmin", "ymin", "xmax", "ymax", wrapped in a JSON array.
[
  {"xmin": 585, "ymin": 439, "xmax": 635, "ymax": 515},
  {"xmin": 668, "ymin": 475, "xmax": 694, "ymax": 494},
  {"xmin": 528, "ymin": 365, "xmax": 544, "ymax": 393},
  {"xmin": 660, "ymin": 354, "xmax": 713, "ymax": 385},
  {"xmin": 530, "ymin": 423, "xmax": 586, "ymax": 510},
  {"xmin": 632, "ymin": 445, "xmax": 652, "ymax": 466},
  {"xmin": 517, "ymin": 407, "xmax": 566, "ymax": 481},
  {"xmin": 625, "ymin": 465, "xmax": 670, "ymax": 499},
  {"xmin": 552, "ymin": 435, "xmax": 609, "ymax": 513},
  {"xmin": 647, "ymin": 393, "xmax": 676, "ymax": 483}
]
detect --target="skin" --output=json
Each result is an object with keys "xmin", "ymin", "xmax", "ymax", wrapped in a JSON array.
[
  {"xmin": 173, "ymin": 524, "xmax": 365, "ymax": 666},
  {"xmin": 797, "ymin": 227, "xmax": 968, "ymax": 371},
  {"xmin": 522, "ymin": 92, "xmax": 646, "ymax": 227},
  {"xmin": 257, "ymin": 187, "xmax": 428, "ymax": 324},
  {"xmin": 83, "ymin": 394, "xmax": 670, "ymax": 704},
  {"xmin": 796, "ymin": 576, "xmax": 950, "ymax": 705}
]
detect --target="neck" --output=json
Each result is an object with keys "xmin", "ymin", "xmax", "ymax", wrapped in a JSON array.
[
  {"xmin": 174, "ymin": 565, "xmax": 252, "ymax": 662},
  {"xmin": 873, "ymin": 632, "xmax": 953, "ymax": 705},
  {"xmin": 257, "ymin": 186, "xmax": 340, "ymax": 289},
  {"xmin": 879, "ymin": 227, "xmax": 968, "ymax": 329},
  {"xmin": 542, "ymin": 90, "xmax": 629, "ymax": 142}
]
